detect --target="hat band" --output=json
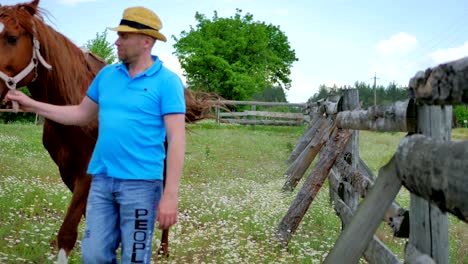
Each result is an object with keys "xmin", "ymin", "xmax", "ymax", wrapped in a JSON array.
[{"xmin": 119, "ymin": 19, "xmax": 157, "ymax": 31}]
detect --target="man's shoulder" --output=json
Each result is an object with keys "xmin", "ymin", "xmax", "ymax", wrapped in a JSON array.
[
  {"xmin": 159, "ymin": 67, "xmax": 180, "ymax": 80},
  {"xmin": 101, "ymin": 63, "xmax": 122, "ymax": 73},
  {"xmin": 93, "ymin": 63, "xmax": 120, "ymax": 79}
]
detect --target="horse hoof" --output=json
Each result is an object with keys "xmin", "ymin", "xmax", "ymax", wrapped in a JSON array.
[
  {"xmin": 158, "ymin": 247, "xmax": 169, "ymax": 258},
  {"xmin": 57, "ymin": 249, "xmax": 68, "ymax": 264}
]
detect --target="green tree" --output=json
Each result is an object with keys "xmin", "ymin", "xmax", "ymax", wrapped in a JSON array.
[
  {"xmin": 253, "ymin": 85, "xmax": 287, "ymax": 102},
  {"xmin": 84, "ymin": 29, "xmax": 116, "ymax": 64},
  {"xmin": 311, "ymin": 84, "xmax": 332, "ymax": 101},
  {"xmin": 173, "ymin": 9, "xmax": 298, "ymax": 101}
]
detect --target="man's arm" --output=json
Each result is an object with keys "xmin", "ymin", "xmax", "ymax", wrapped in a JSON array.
[
  {"xmin": 157, "ymin": 113, "xmax": 185, "ymax": 229},
  {"xmin": 5, "ymin": 90, "xmax": 98, "ymax": 126}
]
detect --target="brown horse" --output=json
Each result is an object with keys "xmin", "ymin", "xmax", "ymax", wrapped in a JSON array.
[{"xmin": 0, "ymin": 0, "xmax": 214, "ymax": 262}]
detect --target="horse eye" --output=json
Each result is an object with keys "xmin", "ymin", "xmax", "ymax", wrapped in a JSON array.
[{"xmin": 7, "ymin": 36, "xmax": 18, "ymax": 45}]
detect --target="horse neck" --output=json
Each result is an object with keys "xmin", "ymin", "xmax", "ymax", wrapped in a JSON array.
[{"xmin": 29, "ymin": 19, "xmax": 98, "ymax": 106}]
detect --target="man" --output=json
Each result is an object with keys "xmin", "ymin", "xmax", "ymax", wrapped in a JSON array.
[{"xmin": 6, "ymin": 6, "xmax": 185, "ymax": 263}]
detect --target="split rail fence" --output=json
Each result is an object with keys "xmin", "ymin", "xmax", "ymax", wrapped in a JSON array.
[
  {"xmin": 214, "ymin": 100, "xmax": 307, "ymax": 126},
  {"xmin": 276, "ymin": 56, "xmax": 468, "ymax": 263}
]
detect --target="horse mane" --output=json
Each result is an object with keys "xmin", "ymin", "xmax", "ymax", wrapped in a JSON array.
[{"xmin": 0, "ymin": 5, "xmax": 98, "ymax": 105}]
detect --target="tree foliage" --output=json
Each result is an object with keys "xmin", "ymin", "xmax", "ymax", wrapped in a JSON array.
[
  {"xmin": 173, "ymin": 9, "xmax": 298, "ymax": 101},
  {"xmin": 252, "ymin": 86, "xmax": 287, "ymax": 102},
  {"xmin": 84, "ymin": 29, "xmax": 116, "ymax": 64}
]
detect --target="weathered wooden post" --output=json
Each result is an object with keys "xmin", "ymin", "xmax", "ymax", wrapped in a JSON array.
[
  {"xmin": 339, "ymin": 89, "xmax": 359, "ymax": 212},
  {"xmin": 409, "ymin": 105, "xmax": 450, "ymax": 263},
  {"xmin": 251, "ymin": 104, "xmax": 256, "ymax": 123}
]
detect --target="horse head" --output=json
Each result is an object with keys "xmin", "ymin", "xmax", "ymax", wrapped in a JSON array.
[{"xmin": 0, "ymin": 0, "xmax": 52, "ymax": 105}]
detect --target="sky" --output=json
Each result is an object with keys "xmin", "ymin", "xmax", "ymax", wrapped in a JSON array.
[{"xmin": 5, "ymin": 0, "xmax": 468, "ymax": 103}]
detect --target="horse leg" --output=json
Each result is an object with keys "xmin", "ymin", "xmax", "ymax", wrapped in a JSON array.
[
  {"xmin": 57, "ymin": 172, "xmax": 91, "ymax": 264},
  {"xmin": 159, "ymin": 229, "xmax": 170, "ymax": 257}
]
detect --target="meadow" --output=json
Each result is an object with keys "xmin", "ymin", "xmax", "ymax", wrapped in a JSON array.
[{"xmin": 0, "ymin": 122, "xmax": 466, "ymax": 263}]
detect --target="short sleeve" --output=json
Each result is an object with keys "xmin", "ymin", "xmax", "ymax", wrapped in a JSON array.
[
  {"xmin": 86, "ymin": 67, "xmax": 107, "ymax": 104},
  {"xmin": 160, "ymin": 75, "xmax": 186, "ymax": 115}
]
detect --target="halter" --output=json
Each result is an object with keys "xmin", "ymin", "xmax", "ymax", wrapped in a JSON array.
[{"xmin": 0, "ymin": 34, "xmax": 52, "ymax": 111}]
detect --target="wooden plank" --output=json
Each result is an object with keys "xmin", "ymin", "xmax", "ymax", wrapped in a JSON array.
[
  {"xmin": 276, "ymin": 129, "xmax": 353, "ymax": 243},
  {"xmin": 221, "ymin": 119, "xmax": 302, "ymax": 126},
  {"xmin": 333, "ymin": 199, "xmax": 402, "ymax": 264},
  {"xmin": 282, "ymin": 118, "xmax": 334, "ymax": 191},
  {"xmin": 286, "ymin": 116, "xmax": 324, "ymax": 164},
  {"xmin": 336, "ymin": 100, "xmax": 414, "ymax": 132},
  {"xmin": 408, "ymin": 56, "xmax": 468, "ymax": 105},
  {"xmin": 324, "ymin": 158, "xmax": 402, "ymax": 264},
  {"xmin": 408, "ymin": 105, "xmax": 450, "ymax": 263},
  {"xmin": 219, "ymin": 111, "xmax": 303, "ymax": 119},
  {"xmin": 395, "ymin": 135, "xmax": 468, "ymax": 223},
  {"xmin": 214, "ymin": 100, "xmax": 307, "ymax": 107}
]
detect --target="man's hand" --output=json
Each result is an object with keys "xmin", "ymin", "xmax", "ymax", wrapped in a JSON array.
[
  {"xmin": 5, "ymin": 90, "xmax": 36, "ymax": 112},
  {"xmin": 156, "ymin": 192, "xmax": 178, "ymax": 230}
]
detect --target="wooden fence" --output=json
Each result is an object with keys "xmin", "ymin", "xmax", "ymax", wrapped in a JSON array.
[
  {"xmin": 214, "ymin": 100, "xmax": 307, "ymax": 126},
  {"xmin": 277, "ymin": 56, "xmax": 468, "ymax": 263}
]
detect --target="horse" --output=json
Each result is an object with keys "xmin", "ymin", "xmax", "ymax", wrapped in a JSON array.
[{"xmin": 0, "ymin": 0, "xmax": 214, "ymax": 262}]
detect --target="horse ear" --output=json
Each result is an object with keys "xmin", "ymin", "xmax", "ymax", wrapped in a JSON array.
[{"xmin": 21, "ymin": 0, "xmax": 40, "ymax": 16}]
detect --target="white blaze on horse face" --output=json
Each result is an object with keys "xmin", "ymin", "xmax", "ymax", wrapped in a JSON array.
[{"xmin": 0, "ymin": 22, "xmax": 4, "ymax": 34}]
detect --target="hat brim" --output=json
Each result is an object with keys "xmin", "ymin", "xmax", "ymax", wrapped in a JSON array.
[{"xmin": 108, "ymin": 25, "xmax": 167, "ymax": 42}]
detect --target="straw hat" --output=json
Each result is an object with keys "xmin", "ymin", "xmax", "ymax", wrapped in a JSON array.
[{"xmin": 108, "ymin": 7, "xmax": 167, "ymax": 42}]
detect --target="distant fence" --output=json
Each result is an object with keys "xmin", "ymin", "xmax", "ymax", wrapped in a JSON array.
[
  {"xmin": 214, "ymin": 100, "xmax": 307, "ymax": 126},
  {"xmin": 277, "ymin": 56, "xmax": 468, "ymax": 263}
]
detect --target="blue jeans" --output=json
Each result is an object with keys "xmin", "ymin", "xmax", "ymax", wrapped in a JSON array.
[{"xmin": 81, "ymin": 175, "xmax": 163, "ymax": 264}]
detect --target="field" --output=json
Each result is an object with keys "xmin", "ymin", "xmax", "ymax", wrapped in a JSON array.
[{"xmin": 0, "ymin": 122, "xmax": 466, "ymax": 263}]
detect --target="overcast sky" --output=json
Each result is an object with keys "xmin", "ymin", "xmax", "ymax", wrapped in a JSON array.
[{"xmin": 5, "ymin": 0, "xmax": 468, "ymax": 102}]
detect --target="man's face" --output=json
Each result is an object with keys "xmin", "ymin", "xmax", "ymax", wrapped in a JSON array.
[{"xmin": 115, "ymin": 32, "xmax": 147, "ymax": 63}]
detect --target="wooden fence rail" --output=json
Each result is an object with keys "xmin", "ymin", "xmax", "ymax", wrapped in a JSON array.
[{"xmin": 213, "ymin": 100, "xmax": 307, "ymax": 126}]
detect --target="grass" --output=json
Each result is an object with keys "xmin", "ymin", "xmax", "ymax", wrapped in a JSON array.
[{"xmin": 0, "ymin": 123, "xmax": 466, "ymax": 263}]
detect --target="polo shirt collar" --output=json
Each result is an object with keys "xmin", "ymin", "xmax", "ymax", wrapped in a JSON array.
[{"xmin": 117, "ymin": 55, "xmax": 163, "ymax": 77}]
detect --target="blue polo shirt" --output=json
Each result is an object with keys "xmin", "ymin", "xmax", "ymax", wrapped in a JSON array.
[{"xmin": 86, "ymin": 56, "xmax": 185, "ymax": 180}]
